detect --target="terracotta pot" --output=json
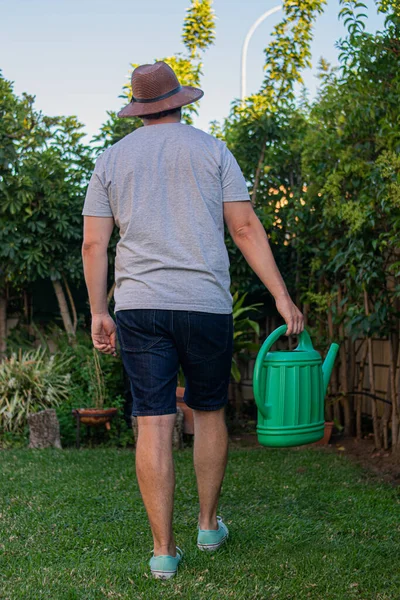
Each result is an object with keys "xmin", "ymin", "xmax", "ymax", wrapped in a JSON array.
[
  {"xmin": 75, "ymin": 408, "xmax": 118, "ymax": 430},
  {"xmin": 314, "ymin": 421, "xmax": 334, "ymax": 446},
  {"xmin": 176, "ymin": 387, "xmax": 194, "ymax": 435}
]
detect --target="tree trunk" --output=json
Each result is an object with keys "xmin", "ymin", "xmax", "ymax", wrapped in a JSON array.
[
  {"xmin": 302, "ymin": 302, "xmax": 310, "ymax": 327},
  {"xmin": 363, "ymin": 289, "xmax": 381, "ymax": 449},
  {"xmin": 348, "ymin": 335, "xmax": 356, "ymax": 396},
  {"xmin": 251, "ymin": 136, "xmax": 268, "ymax": 205},
  {"xmin": 382, "ymin": 368, "xmax": 391, "ymax": 450},
  {"xmin": 337, "ymin": 286, "xmax": 352, "ymax": 435},
  {"xmin": 295, "ymin": 243, "xmax": 301, "ymax": 308},
  {"xmin": 23, "ymin": 290, "xmax": 34, "ymax": 336},
  {"xmin": 389, "ymin": 336, "xmax": 399, "ymax": 452},
  {"xmin": 356, "ymin": 341, "xmax": 368, "ymax": 440},
  {"xmin": 327, "ymin": 308, "xmax": 340, "ymax": 425},
  {"xmin": 0, "ymin": 291, "xmax": 7, "ymax": 358},
  {"xmin": 62, "ymin": 275, "xmax": 77, "ymax": 335},
  {"xmin": 52, "ymin": 279, "xmax": 75, "ymax": 338}
]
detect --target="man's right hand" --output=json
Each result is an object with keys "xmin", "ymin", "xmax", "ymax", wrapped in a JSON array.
[
  {"xmin": 91, "ymin": 313, "xmax": 118, "ymax": 356},
  {"xmin": 275, "ymin": 294, "xmax": 304, "ymax": 336}
]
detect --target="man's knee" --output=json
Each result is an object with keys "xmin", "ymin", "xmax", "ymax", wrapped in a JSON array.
[{"xmin": 137, "ymin": 414, "xmax": 176, "ymax": 434}]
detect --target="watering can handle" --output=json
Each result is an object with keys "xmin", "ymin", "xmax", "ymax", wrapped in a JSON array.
[{"xmin": 253, "ymin": 325, "xmax": 314, "ymax": 418}]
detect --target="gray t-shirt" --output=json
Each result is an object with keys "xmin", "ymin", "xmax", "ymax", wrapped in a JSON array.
[{"xmin": 82, "ymin": 122, "xmax": 250, "ymax": 314}]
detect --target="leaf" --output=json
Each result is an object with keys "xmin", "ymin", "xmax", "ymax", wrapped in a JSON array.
[{"xmin": 230, "ymin": 359, "xmax": 241, "ymax": 383}]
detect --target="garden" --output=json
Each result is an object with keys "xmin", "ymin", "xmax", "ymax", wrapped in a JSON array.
[{"xmin": 1, "ymin": 0, "xmax": 400, "ymax": 597}]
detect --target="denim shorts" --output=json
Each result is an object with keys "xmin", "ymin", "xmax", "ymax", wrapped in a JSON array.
[{"xmin": 115, "ymin": 309, "xmax": 233, "ymax": 417}]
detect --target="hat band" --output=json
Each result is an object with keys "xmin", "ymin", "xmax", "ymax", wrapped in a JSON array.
[{"xmin": 131, "ymin": 85, "xmax": 182, "ymax": 104}]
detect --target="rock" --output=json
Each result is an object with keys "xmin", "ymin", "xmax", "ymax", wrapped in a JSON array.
[{"xmin": 27, "ymin": 409, "xmax": 62, "ymax": 449}]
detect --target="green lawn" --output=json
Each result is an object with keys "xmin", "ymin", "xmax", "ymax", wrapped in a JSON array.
[{"xmin": 0, "ymin": 447, "xmax": 399, "ymax": 600}]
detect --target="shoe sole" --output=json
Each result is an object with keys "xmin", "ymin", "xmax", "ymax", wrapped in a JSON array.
[
  {"xmin": 197, "ymin": 532, "xmax": 229, "ymax": 552},
  {"xmin": 151, "ymin": 570, "xmax": 177, "ymax": 580}
]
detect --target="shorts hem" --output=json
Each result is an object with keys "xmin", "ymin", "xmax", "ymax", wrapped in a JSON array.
[
  {"xmin": 184, "ymin": 399, "xmax": 228, "ymax": 412},
  {"xmin": 132, "ymin": 408, "xmax": 178, "ymax": 417}
]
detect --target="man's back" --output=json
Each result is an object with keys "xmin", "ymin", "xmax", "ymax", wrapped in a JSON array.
[{"xmin": 83, "ymin": 122, "xmax": 250, "ymax": 314}]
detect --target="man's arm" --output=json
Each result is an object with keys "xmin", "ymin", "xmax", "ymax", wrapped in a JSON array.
[
  {"xmin": 224, "ymin": 201, "xmax": 304, "ymax": 336},
  {"xmin": 82, "ymin": 216, "xmax": 117, "ymax": 355}
]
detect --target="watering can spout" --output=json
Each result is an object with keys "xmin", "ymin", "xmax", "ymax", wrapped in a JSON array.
[{"xmin": 322, "ymin": 343, "xmax": 340, "ymax": 395}]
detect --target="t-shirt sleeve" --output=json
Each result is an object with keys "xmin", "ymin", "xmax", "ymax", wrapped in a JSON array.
[
  {"xmin": 82, "ymin": 156, "xmax": 113, "ymax": 217},
  {"xmin": 220, "ymin": 143, "xmax": 251, "ymax": 203}
]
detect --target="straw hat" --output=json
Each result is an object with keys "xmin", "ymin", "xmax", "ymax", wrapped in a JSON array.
[{"xmin": 118, "ymin": 61, "xmax": 204, "ymax": 118}]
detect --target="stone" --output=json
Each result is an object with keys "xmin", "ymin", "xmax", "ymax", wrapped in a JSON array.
[{"xmin": 27, "ymin": 409, "xmax": 62, "ymax": 449}]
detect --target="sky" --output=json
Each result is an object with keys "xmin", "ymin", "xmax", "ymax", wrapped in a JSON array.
[{"xmin": 0, "ymin": 0, "xmax": 385, "ymax": 141}]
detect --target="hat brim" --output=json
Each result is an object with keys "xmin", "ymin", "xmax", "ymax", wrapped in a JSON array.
[{"xmin": 117, "ymin": 86, "xmax": 204, "ymax": 118}]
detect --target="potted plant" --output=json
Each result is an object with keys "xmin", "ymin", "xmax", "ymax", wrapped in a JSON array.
[
  {"xmin": 314, "ymin": 398, "xmax": 344, "ymax": 446},
  {"xmin": 314, "ymin": 421, "xmax": 334, "ymax": 446},
  {"xmin": 74, "ymin": 349, "xmax": 117, "ymax": 430}
]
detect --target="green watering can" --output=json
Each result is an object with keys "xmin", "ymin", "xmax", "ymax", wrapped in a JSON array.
[{"xmin": 253, "ymin": 325, "xmax": 339, "ymax": 447}]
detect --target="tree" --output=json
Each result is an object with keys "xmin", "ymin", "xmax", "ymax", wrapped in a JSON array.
[
  {"xmin": 213, "ymin": 0, "xmax": 326, "ymax": 298},
  {"xmin": 0, "ymin": 75, "xmax": 93, "ymax": 342},
  {"xmin": 0, "ymin": 72, "xmax": 53, "ymax": 354},
  {"xmin": 300, "ymin": 0, "xmax": 400, "ymax": 445}
]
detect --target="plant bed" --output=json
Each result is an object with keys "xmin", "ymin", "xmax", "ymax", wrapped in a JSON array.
[{"xmin": 326, "ymin": 436, "xmax": 400, "ymax": 485}]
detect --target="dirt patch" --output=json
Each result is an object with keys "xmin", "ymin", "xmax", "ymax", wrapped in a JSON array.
[
  {"xmin": 326, "ymin": 435, "xmax": 400, "ymax": 485},
  {"xmin": 229, "ymin": 432, "xmax": 261, "ymax": 449}
]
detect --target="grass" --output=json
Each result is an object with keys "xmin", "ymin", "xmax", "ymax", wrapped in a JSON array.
[{"xmin": 0, "ymin": 447, "xmax": 399, "ymax": 600}]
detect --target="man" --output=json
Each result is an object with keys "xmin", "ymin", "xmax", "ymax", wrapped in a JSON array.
[{"xmin": 82, "ymin": 62, "xmax": 304, "ymax": 579}]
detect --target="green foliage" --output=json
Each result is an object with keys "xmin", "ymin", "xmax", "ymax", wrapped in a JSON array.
[
  {"xmin": 1, "ymin": 116, "xmax": 93, "ymax": 286},
  {"xmin": 0, "ymin": 348, "xmax": 72, "ymax": 434},
  {"xmin": 231, "ymin": 293, "xmax": 261, "ymax": 383},
  {"xmin": 262, "ymin": 0, "xmax": 327, "ymax": 104},
  {"xmin": 182, "ymin": 0, "xmax": 216, "ymax": 59},
  {"xmin": 88, "ymin": 348, "xmax": 106, "ymax": 409},
  {"xmin": 301, "ymin": 5, "xmax": 400, "ymax": 339},
  {"xmin": 50, "ymin": 328, "xmax": 124, "ymax": 406},
  {"xmin": 0, "ymin": 70, "xmax": 94, "ymax": 320}
]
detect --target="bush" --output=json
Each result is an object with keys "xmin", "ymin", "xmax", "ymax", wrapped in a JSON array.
[{"xmin": 0, "ymin": 348, "xmax": 72, "ymax": 434}]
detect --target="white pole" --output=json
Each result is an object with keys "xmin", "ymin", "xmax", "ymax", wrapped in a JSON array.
[{"xmin": 241, "ymin": 5, "xmax": 282, "ymax": 103}]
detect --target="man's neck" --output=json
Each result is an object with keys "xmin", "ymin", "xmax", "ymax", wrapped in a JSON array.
[{"xmin": 142, "ymin": 117, "xmax": 182, "ymax": 127}]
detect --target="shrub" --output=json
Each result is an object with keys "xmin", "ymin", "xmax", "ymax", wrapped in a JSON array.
[{"xmin": 0, "ymin": 348, "xmax": 72, "ymax": 434}]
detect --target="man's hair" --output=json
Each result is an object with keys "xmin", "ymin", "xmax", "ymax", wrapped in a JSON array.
[{"xmin": 139, "ymin": 107, "xmax": 182, "ymax": 120}]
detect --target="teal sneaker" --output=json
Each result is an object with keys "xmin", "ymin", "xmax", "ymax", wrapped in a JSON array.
[
  {"xmin": 149, "ymin": 547, "xmax": 183, "ymax": 580},
  {"xmin": 197, "ymin": 516, "xmax": 229, "ymax": 552}
]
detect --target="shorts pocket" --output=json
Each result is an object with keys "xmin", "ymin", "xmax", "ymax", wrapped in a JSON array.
[
  {"xmin": 187, "ymin": 312, "xmax": 232, "ymax": 361},
  {"xmin": 116, "ymin": 310, "xmax": 163, "ymax": 353}
]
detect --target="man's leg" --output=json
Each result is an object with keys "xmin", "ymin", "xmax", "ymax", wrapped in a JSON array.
[
  {"xmin": 193, "ymin": 408, "xmax": 228, "ymax": 531},
  {"xmin": 136, "ymin": 414, "xmax": 177, "ymax": 556}
]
